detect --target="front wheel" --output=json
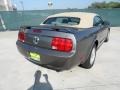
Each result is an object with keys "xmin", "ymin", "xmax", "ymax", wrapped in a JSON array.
[
  {"xmin": 104, "ymin": 30, "xmax": 110, "ymax": 42},
  {"xmin": 80, "ymin": 45, "xmax": 96, "ymax": 69}
]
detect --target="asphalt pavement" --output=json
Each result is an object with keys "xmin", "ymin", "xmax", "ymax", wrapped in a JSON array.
[{"xmin": 0, "ymin": 27, "xmax": 120, "ymax": 90}]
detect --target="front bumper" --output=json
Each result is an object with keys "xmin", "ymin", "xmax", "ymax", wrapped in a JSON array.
[{"xmin": 16, "ymin": 41, "xmax": 79, "ymax": 71}]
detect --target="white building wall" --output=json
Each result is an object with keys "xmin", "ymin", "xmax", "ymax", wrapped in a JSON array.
[{"xmin": 0, "ymin": 0, "xmax": 13, "ymax": 11}]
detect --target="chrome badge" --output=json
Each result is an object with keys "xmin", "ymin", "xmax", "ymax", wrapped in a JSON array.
[{"xmin": 33, "ymin": 36, "xmax": 40, "ymax": 45}]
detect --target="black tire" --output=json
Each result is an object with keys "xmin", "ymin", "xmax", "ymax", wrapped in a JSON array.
[
  {"xmin": 104, "ymin": 30, "xmax": 110, "ymax": 42},
  {"xmin": 80, "ymin": 45, "xmax": 96, "ymax": 69}
]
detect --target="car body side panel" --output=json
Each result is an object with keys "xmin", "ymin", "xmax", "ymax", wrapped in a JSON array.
[
  {"xmin": 95, "ymin": 24, "xmax": 110, "ymax": 48},
  {"xmin": 74, "ymin": 28, "xmax": 97, "ymax": 64},
  {"xmin": 75, "ymin": 24, "xmax": 109, "ymax": 64}
]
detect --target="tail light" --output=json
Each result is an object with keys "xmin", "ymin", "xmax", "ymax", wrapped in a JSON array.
[
  {"xmin": 51, "ymin": 37, "xmax": 73, "ymax": 52},
  {"xmin": 18, "ymin": 32, "xmax": 25, "ymax": 42}
]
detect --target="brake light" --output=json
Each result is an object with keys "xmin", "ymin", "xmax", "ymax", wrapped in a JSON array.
[
  {"xmin": 33, "ymin": 29, "xmax": 42, "ymax": 33},
  {"xmin": 18, "ymin": 32, "xmax": 25, "ymax": 42},
  {"xmin": 51, "ymin": 37, "xmax": 73, "ymax": 52}
]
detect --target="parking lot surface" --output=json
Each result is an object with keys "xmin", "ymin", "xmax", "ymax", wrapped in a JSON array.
[{"xmin": 0, "ymin": 27, "xmax": 120, "ymax": 90}]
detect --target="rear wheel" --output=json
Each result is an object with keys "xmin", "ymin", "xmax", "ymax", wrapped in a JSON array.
[{"xmin": 80, "ymin": 45, "xmax": 96, "ymax": 69}]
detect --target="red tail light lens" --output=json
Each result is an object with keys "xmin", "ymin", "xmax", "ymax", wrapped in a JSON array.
[
  {"xmin": 18, "ymin": 32, "xmax": 25, "ymax": 42},
  {"xmin": 51, "ymin": 37, "xmax": 73, "ymax": 52}
]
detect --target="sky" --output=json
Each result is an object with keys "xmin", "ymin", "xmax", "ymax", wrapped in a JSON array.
[{"xmin": 11, "ymin": 0, "xmax": 120, "ymax": 10}]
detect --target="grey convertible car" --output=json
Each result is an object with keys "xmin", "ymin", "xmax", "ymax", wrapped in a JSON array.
[{"xmin": 16, "ymin": 12, "xmax": 110, "ymax": 71}]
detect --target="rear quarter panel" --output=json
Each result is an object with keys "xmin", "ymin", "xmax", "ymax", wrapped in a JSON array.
[{"xmin": 75, "ymin": 28, "xmax": 98, "ymax": 64}]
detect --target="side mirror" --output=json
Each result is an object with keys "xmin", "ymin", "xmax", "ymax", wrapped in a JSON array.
[{"xmin": 103, "ymin": 21, "xmax": 110, "ymax": 25}]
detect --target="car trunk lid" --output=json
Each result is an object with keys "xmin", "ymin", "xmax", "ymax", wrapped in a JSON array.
[{"xmin": 19, "ymin": 25, "xmax": 77, "ymax": 52}]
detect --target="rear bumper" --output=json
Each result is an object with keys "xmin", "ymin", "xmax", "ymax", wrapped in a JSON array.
[{"xmin": 16, "ymin": 41, "xmax": 79, "ymax": 71}]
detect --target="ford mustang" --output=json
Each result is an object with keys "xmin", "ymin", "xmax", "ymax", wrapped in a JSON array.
[{"xmin": 16, "ymin": 12, "xmax": 110, "ymax": 71}]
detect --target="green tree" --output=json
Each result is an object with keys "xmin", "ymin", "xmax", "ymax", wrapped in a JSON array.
[{"xmin": 88, "ymin": 1, "xmax": 120, "ymax": 8}]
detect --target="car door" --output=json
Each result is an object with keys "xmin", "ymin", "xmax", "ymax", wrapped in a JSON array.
[
  {"xmin": 93, "ymin": 16, "xmax": 106, "ymax": 44},
  {"xmin": 98, "ymin": 16, "xmax": 108, "ymax": 41}
]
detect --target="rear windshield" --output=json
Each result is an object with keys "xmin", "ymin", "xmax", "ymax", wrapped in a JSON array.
[{"xmin": 43, "ymin": 17, "xmax": 80, "ymax": 26}]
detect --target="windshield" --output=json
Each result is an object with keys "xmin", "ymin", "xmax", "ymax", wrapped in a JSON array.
[{"xmin": 43, "ymin": 17, "xmax": 80, "ymax": 26}]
